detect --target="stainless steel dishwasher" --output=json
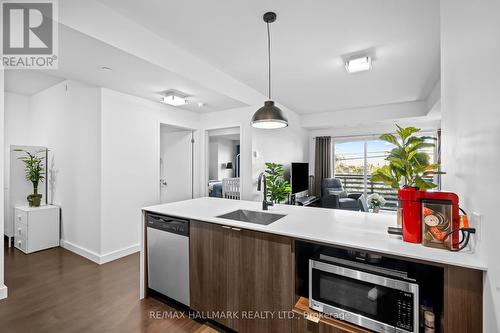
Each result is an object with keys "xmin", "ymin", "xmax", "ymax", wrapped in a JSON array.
[{"xmin": 146, "ymin": 213, "xmax": 190, "ymax": 306}]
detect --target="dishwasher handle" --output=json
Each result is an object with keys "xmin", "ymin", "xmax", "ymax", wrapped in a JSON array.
[{"xmin": 146, "ymin": 213, "xmax": 189, "ymax": 237}]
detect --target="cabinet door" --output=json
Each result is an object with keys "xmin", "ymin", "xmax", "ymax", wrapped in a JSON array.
[
  {"xmin": 189, "ymin": 221, "xmax": 234, "ymax": 329},
  {"xmin": 232, "ymin": 228, "xmax": 293, "ymax": 333}
]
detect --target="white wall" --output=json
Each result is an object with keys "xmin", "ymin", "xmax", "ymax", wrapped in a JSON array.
[
  {"xmin": 3, "ymin": 93, "xmax": 31, "ymax": 240},
  {"xmin": 0, "ymin": 69, "xmax": 6, "ymax": 300},
  {"xmin": 251, "ymin": 114, "xmax": 308, "ymax": 201},
  {"xmin": 208, "ymin": 139, "xmax": 218, "ymax": 180},
  {"xmin": 200, "ymin": 105, "xmax": 308, "ymax": 201},
  {"xmin": 29, "ymin": 80, "xmax": 103, "ymax": 257},
  {"xmin": 100, "ymin": 89, "xmax": 200, "ymax": 256},
  {"xmin": 208, "ymin": 137, "xmax": 238, "ymax": 180},
  {"xmin": 440, "ymin": 0, "xmax": 500, "ymax": 331},
  {"xmin": 3, "ymin": 93, "xmax": 30, "ymax": 146},
  {"xmin": 217, "ymin": 138, "xmax": 235, "ymax": 180},
  {"xmin": 160, "ymin": 128, "xmax": 193, "ymax": 203},
  {"xmin": 300, "ymin": 101, "xmax": 431, "ymax": 129}
]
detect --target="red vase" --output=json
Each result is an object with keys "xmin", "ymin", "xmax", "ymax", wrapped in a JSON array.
[{"xmin": 398, "ymin": 187, "xmax": 423, "ymax": 243}]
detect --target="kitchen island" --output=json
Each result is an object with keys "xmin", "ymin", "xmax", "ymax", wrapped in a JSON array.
[{"xmin": 141, "ymin": 197, "xmax": 486, "ymax": 333}]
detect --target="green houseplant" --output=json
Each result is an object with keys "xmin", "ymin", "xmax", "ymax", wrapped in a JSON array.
[
  {"xmin": 371, "ymin": 125, "xmax": 443, "ymax": 190},
  {"xmin": 15, "ymin": 149, "xmax": 45, "ymax": 207},
  {"xmin": 264, "ymin": 162, "xmax": 291, "ymax": 203}
]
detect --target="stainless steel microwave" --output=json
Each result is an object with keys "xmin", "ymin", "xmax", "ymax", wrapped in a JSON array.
[{"xmin": 309, "ymin": 254, "xmax": 419, "ymax": 333}]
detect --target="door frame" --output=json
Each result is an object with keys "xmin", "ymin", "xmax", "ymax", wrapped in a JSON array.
[
  {"xmin": 204, "ymin": 126, "xmax": 242, "ymax": 197},
  {"xmin": 156, "ymin": 122, "xmax": 198, "ymax": 203}
]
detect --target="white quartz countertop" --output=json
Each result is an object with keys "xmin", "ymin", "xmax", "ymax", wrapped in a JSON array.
[{"xmin": 142, "ymin": 197, "xmax": 487, "ymax": 271}]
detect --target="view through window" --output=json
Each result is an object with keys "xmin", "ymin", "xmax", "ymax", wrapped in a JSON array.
[{"xmin": 333, "ymin": 133, "xmax": 437, "ymax": 210}]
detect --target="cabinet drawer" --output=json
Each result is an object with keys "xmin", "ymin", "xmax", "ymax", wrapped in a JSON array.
[
  {"xmin": 292, "ymin": 298, "xmax": 370, "ymax": 333},
  {"xmin": 14, "ymin": 235, "xmax": 28, "ymax": 253},
  {"xmin": 15, "ymin": 221, "xmax": 28, "ymax": 240},
  {"xmin": 14, "ymin": 209, "xmax": 28, "ymax": 225},
  {"xmin": 293, "ymin": 315, "xmax": 363, "ymax": 333}
]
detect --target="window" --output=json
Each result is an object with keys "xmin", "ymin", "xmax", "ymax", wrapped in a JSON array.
[{"xmin": 333, "ymin": 132, "xmax": 438, "ymax": 210}]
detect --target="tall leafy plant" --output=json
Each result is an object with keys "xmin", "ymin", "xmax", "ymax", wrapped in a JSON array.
[
  {"xmin": 264, "ymin": 162, "xmax": 291, "ymax": 203},
  {"xmin": 371, "ymin": 125, "xmax": 443, "ymax": 190},
  {"xmin": 15, "ymin": 149, "xmax": 45, "ymax": 206}
]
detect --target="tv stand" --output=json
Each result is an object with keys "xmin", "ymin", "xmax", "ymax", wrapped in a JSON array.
[{"xmin": 295, "ymin": 195, "xmax": 320, "ymax": 207}]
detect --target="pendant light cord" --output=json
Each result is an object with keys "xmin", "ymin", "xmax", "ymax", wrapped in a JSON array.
[{"xmin": 267, "ymin": 22, "xmax": 271, "ymax": 100}]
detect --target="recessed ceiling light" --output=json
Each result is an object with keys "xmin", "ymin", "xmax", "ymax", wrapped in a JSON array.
[
  {"xmin": 160, "ymin": 92, "xmax": 188, "ymax": 106},
  {"xmin": 197, "ymin": 102, "xmax": 205, "ymax": 107},
  {"xmin": 100, "ymin": 66, "xmax": 112, "ymax": 71},
  {"xmin": 345, "ymin": 56, "xmax": 372, "ymax": 73}
]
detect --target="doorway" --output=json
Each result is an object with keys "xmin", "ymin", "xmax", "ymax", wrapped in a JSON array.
[
  {"xmin": 206, "ymin": 127, "xmax": 241, "ymax": 199},
  {"xmin": 159, "ymin": 124, "xmax": 195, "ymax": 203}
]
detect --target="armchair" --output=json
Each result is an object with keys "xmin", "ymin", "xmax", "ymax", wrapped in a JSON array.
[{"xmin": 320, "ymin": 178, "xmax": 362, "ymax": 211}]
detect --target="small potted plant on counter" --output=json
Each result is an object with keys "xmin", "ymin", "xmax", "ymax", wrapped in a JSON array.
[
  {"xmin": 367, "ymin": 193, "xmax": 386, "ymax": 213},
  {"xmin": 15, "ymin": 149, "xmax": 46, "ymax": 207},
  {"xmin": 264, "ymin": 162, "xmax": 291, "ymax": 204}
]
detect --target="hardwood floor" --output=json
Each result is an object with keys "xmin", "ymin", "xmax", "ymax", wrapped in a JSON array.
[{"xmin": 0, "ymin": 241, "xmax": 220, "ymax": 333}]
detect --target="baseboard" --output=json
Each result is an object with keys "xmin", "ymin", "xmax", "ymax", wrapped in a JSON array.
[
  {"xmin": 99, "ymin": 244, "xmax": 140, "ymax": 264},
  {"xmin": 60, "ymin": 239, "xmax": 101, "ymax": 264},
  {"xmin": 60, "ymin": 239, "xmax": 140, "ymax": 265},
  {"xmin": 0, "ymin": 284, "xmax": 8, "ymax": 300}
]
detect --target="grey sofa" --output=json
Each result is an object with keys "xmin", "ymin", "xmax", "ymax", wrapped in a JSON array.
[{"xmin": 320, "ymin": 178, "xmax": 362, "ymax": 210}]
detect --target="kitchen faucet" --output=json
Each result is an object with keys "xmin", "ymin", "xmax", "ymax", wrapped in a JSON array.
[{"xmin": 257, "ymin": 172, "xmax": 274, "ymax": 211}]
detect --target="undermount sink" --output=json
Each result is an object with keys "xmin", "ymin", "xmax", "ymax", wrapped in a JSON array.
[{"xmin": 216, "ymin": 209, "xmax": 286, "ymax": 225}]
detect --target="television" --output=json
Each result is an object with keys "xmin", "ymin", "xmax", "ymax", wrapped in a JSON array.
[{"xmin": 291, "ymin": 162, "xmax": 309, "ymax": 194}]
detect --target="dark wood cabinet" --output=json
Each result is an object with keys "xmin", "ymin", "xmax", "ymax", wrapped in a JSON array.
[
  {"xmin": 189, "ymin": 220, "xmax": 293, "ymax": 333},
  {"xmin": 292, "ymin": 297, "xmax": 370, "ymax": 333},
  {"xmin": 292, "ymin": 318, "xmax": 348, "ymax": 333},
  {"xmin": 189, "ymin": 221, "xmax": 234, "ymax": 329},
  {"xmin": 443, "ymin": 265, "xmax": 483, "ymax": 333}
]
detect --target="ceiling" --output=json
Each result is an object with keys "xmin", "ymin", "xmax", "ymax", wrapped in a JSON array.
[
  {"xmin": 5, "ymin": 71, "xmax": 65, "ymax": 95},
  {"xmin": 97, "ymin": 0, "xmax": 440, "ymax": 114},
  {"xmin": 5, "ymin": 25, "xmax": 247, "ymax": 113}
]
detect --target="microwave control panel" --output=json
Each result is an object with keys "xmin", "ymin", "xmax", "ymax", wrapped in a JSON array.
[{"xmin": 396, "ymin": 291, "xmax": 414, "ymax": 332}]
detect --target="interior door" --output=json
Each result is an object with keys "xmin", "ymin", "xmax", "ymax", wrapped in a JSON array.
[{"xmin": 160, "ymin": 129, "xmax": 193, "ymax": 203}]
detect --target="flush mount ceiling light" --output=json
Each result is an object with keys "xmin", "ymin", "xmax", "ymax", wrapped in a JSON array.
[
  {"xmin": 251, "ymin": 12, "xmax": 288, "ymax": 129},
  {"xmin": 160, "ymin": 91, "xmax": 188, "ymax": 106},
  {"xmin": 345, "ymin": 56, "xmax": 372, "ymax": 73}
]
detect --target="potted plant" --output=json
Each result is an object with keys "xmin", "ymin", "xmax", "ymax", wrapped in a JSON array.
[
  {"xmin": 367, "ymin": 193, "xmax": 386, "ymax": 213},
  {"xmin": 264, "ymin": 162, "xmax": 291, "ymax": 203},
  {"xmin": 371, "ymin": 125, "xmax": 443, "ymax": 225},
  {"xmin": 15, "ymin": 149, "xmax": 45, "ymax": 207},
  {"xmin": 371, "ymin": 125, "xmax": 442, "ymax": 190}
]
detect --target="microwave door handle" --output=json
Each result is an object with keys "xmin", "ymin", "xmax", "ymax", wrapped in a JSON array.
[{"xmin": 310, "ymin": 260, "xmax": 418, "ymax": 294}]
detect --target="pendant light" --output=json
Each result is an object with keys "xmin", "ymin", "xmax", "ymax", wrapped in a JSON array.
[{"xmin": 251, "ymin": 12, "xmax": 288, "ymax": 129}]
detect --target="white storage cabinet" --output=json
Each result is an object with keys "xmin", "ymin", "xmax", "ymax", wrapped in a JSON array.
[{"xmin": 14, "ymin": 205, "xmax": 60, "ymax": 254}]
